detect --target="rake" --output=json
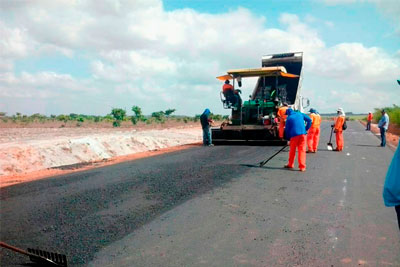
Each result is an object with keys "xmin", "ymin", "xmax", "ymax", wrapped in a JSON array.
[
  {"xmin": 259, "ymin": 145, "xmax": 288, "ymax": 167},
  {"xmin": 0, "ymin": 241, "xmax": 67, "ymax": 266}
]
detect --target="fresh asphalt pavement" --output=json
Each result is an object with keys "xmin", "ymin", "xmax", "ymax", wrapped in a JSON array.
[{"xmin": 1, "ymin": 121, "xmax": 399, "ymax": 266}]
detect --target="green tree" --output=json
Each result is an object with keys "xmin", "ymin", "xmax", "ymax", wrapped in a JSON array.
[
  {"xmin": 151, "ymin": 111, "xmax": 165, "ymax": 122},
  {"xmin": 164, "ymin": 108, "xmax": 176, "ymax": 117},
  {"xmin": 111, "ymin": 108, "xmax": 126, "ymax": 127},
  {"xmin": 131, "ymin": 105, "xmax": 144, "ymax": 125}
]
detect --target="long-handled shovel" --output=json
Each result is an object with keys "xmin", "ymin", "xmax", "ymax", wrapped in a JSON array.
[
  {"xmin": 327, "ymin": 126, "xmax": 334, "ymax": 151},
  {"xmin": 0, "ymin": 241, "xmax": 67, "ymax": 266}
]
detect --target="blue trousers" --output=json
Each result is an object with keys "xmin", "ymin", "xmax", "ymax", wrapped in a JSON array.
[
  {"xmin": 366, "ymin": 121, "xmax": 371, "ymax": 130},
  {"xmin": 202, "ymin": 126, "xmax": 211, "ymax": 145},
  {"xmin": 380, "ymin": 127, "xmax": 386, "ymax": 147}
]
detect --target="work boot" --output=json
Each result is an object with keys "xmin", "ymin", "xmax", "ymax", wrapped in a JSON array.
[
  {"xmin": 284, "ymin": 164, "xmax": 293, "ymax": 169},
  {"xmin": 299, "ymin": 168, "xmax": 306, "ymax": 172}
]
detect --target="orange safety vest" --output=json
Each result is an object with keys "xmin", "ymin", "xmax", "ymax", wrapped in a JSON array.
[
  {"xmin": 334, "ymin": 116, "xmax": 345, "ymax": 132},
  {"xmin": 222, "ymin": 84, "xmax": 234, "ymax": 94},
  {"xmin": 310, "ymin": 113, "xmax": 321, "ymax": 128},
  {"xmin": 277, "ymin": 106, "xmax": 288, "ymax": 121},
  {"xmin": 367, "ymin": 113, "xmax": 373, "ymax": 121}
]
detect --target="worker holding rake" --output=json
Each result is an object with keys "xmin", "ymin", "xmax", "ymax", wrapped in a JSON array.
[{"xmin": 284, "ymin": 108, "xmax": 312, "ymax": 172}]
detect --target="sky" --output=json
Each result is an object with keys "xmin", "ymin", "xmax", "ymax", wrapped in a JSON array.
[{"xmin": 0, "ymin": 0, "xmax": 399, "ymax": 116}]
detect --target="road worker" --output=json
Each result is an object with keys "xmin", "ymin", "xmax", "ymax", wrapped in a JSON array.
[
  {"xmin": 277, "ymin": 102, "xmax": 289, "ymax": 139},
  {"xmin": 333, "ymin": 107, "xmax": 346, "ymax": 151},
  {"xmin": 222, "ymin": 80, "xmax": 238, "ymax": 106},
  {"xmin": 378, "ymin": 109, "xmax": 389, "ymax": 147},
  {"xmin": 366, "ymin": 112, "xmax": 373, "ymax": 131},
  {"xmin": 307, "ymin": 108, "xmax": 321, "ymax": 153},
  {"xmin": 200, "ymin": 108, "xmax": 214, "ymax": 146},
  {"xmin": 284, "ymin": 108, "xmax": 312, "ymax": 172}
]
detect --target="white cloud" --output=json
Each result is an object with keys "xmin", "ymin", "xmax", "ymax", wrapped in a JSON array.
[
  {"xmin": 0, "ymin": 0, "xmax": 399, "ymax": 115},
  {"xmin": 321, "ymin": 0, "xmax": 400, "ymax": 35}
]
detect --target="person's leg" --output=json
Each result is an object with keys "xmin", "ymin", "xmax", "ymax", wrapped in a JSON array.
[
  {"xmin": 286, "ymin": 136, "xmax": 298, "ymax": 168},
  {"xmin": 395, "ymin": 205, "xmax": 400, "ymax": 231},
  {"xmin": 307, "ymin": 127, "xmax": 315, "ymax": 152},
  {"xmin": 338, "ymin": 131, "xmax": 344, "ymax": 151},
  {"xmin": 202, "ymin": 127, "xmax": 208, "ymax": 145},
  {"xmin": 298, "ymin": 135, "xmax": 307, "ymax": 170},
  {"xmin": 313, "ymin": 127, "xmax": 320, "ymax": 152},
  {"xmin": 382, "ymin": 129, "xmax": 386, "ymax": 147},
  {"xmin": 380, "ymin": 127, "xmax": 385, "ymax": 146},
  {"xmin": 208, "ymin": 126, "xmax": 212, "ymax": 145},
  {"xmin": 279, "ymin": 121, "xmax": 285, "ymax": 139},
  {"xmin": 335, "ymin": 131, "xmax": 340, "ymax": 150}
]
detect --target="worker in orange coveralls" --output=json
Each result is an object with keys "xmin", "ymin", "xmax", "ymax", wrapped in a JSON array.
[
  {"xmin": 284, "ymin": 108, "xmax": 312, "ymax": 172},
  {"xmin": 222, "ymin": 80, "xmax": 238, "ymax": 106},
  {"xmin": 366, "ymin": 112, "xmax": 373, "ymax": 131},
  {"xmin": 333, "ymin": 107, "xmax": 346, "ymax": 151},
  {"xmin": 307, "ymin": 108, "xmax": 321, "ymax": 153},
  {"xmin": 277, "ymin": 102, "xmax": 289, "ymax": 139}
]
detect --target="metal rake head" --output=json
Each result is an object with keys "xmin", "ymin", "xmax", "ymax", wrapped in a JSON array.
[{"xmin": 27, "ymin": 248, "xmax": 68, "ymax": 267}]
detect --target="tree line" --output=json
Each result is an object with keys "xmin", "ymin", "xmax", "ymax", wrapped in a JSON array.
[{"xmin": 0, "ymin": 107, "xmax": 229, "ymax": 127}]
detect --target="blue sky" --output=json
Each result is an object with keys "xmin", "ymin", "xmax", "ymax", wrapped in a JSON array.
[{"xmin": 0, "ymin": 0, "xmax": 399, "ymax": 116}]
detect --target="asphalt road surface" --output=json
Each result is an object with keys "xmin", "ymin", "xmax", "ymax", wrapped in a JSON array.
[{"xmin": 1, "ymin": 121, "xmax": 399, "ymax": 266}]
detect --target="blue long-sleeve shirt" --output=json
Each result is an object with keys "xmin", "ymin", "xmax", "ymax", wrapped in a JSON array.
[
  {"xmin": 378, "ymin": 113, "xmax": 389, "ymax": 130},
  {"xmin": 284, "ymin": 109, "xmax": 312, "ymax": 140},
  {"xmin": 383, "ymin": 145, "xmax": 400, "ymax": 207}
]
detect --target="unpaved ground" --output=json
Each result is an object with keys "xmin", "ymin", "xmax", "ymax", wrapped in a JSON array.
[{"xmin": 0, "ymin": 126, "xmax": 202, "ymax": 187}]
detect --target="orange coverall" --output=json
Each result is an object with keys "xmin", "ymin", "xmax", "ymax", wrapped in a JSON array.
[
  {"xmin": 307, "ymin": 113, "xmax": 321, "ymax": 152},
  {"xmin": 287, "ymin": 135, "xmax": 307, "ymax": 170},
  {"xmin": 334, "ymin": 116, "xmax": 345, "ymax": 151},
  {"xmin": 277, "ymin": 106, "xmax": 288, "ymax": 139}
]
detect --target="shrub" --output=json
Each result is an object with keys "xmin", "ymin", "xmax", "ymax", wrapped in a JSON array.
[{"xmin": 151, "ymin": 111, "xmax": 165, "ymax": 122}]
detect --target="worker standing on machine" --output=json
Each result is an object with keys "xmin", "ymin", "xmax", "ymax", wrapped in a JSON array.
[
  {"xmin": 222, "ymin": 80, "xmax": 238, "ymax": 107},
  {"xmin": 284, "ymin": 108, "xmax": 312, "ymax": 172},
  {"xmin": 333, "ymin": 107, "xmax": 346, "ymax": 151},
  {"xmin": 307, "ymin": 108, "xmax": 321, "ymax": 153},
  {"xmin": 277, "ymin": 102, "xmax": 289, "ymax": 139}
]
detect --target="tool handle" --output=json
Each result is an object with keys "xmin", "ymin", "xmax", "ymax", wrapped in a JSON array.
[
  {"xmin": 259, "ymin": 145, "xmax": 288, "ymax": 167},
  {"xmin": 329, "ymin": 126, "xmax": 334, "ymax": 142},
  {"xmin": 0, "ymin": 241, "xmax": 31, "ymax": 257}
]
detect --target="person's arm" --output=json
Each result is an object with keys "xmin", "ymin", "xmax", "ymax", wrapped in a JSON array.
[
  {"xmin": 304, "ymin": 114, "xmax": 312, "ymax": 131},
  {"xmin": 334, "ymin": 117, "xmax": 343, "ymax": 131},
  {"xmin": 382, "ymin": 115, "xmax": 387, "ymax": 127}
]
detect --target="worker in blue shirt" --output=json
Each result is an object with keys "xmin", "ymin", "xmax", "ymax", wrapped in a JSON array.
[
  {"xmin": 378, "ymin": 109, "xmax": 390, "ymax": 147},
  {"xmin": 284, "ymin": 109, "xmax": 312, "ymax": 172}
]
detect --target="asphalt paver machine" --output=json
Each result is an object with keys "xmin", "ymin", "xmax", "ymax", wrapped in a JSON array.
[{"xmin": 212, "ymin": 52, "xmax": 309, "ymax": 144}]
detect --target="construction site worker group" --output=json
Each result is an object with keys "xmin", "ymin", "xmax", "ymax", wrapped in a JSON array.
[{"xmin": 282, "ymin": 106, "xmax": 344, "ymax": 172}]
